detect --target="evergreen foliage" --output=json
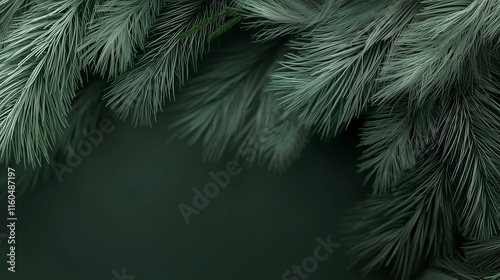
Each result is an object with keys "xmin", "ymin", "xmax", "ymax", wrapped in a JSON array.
[
  {"xmin": 103, "ymin": 0, "xmax": 230, "ymax": 126},
  {"xmin": 1, "ymin": 78, "xmax": 108, "ymax": 200},
  {"xmin": 0, "ymin": 0, "xmax": 29, "ymax": 42},
  {"xmin": 0, "ymin": 0, "xmax": 499, "ymax": 279},
  {"xmin": 0, "ymin": 0, "xmax": 99, "ymax": 166},
  {"xmin": 168, "ymin": 35, "xmax": 310, "ymax": 171},
  {"xmin": 80, "ymin": 0, "xmax": 166, "ymax": 78}
]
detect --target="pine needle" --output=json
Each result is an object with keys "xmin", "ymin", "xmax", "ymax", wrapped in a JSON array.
[
  {"xmin": 359, "ymin": 100, "xmax": 443, "ymax": 194},
  {"xmin": 168, "ymin": 36, "xmax": 288, "ymax": 162},
  {"xmin": 343, "ymin": 142, "xmax": 456, "ymax": 279},
  {"xmin": 375, "ymin": 0, "xmax": 500, "ymax": 106},
  {"xmin": 441, "ymin": 75, "xmax": 500, "ymax": 241},
  {"xmin": 79, "ymin": 0, "xmax": 165, "ymax": 78},
  {"xmin": 235, "ymin": 0, "xmax": 337, "ymax": 41},
  {"xmin": 0, "ymin": 0, "xmax": 98, "ymax": 166},
  {"xmin": 0, "ymin": 0, "xmax": 29, "ymax": 43},
  {"xmin": 104, "ymin": 0, "xmax": 229, "ymax": 126},
  {"xmin": 463, "ymin": 235, "xmax": 500, "ymax": 273},
  {"xmin": 0, "ymin": 77, "xmax": 108, "ymax": 199},
  {"xmin": 266, "ymin": 0, "xmax": 421, "ymax": 136},
  {"xmin": 236, "ymin": 69, "xmax": 312, "ymax": 172}
]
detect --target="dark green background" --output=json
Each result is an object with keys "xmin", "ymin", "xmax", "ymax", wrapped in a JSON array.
[{"xmin": 0, "ymin": 113, "xmax": 388, "ymax": 279}]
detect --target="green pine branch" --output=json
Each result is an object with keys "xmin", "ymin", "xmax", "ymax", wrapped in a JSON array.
[
  {"xmin": 1, "ymin": 77, "xmax": 108, "ymax": 200},
  {"xmin": 264, "ymin": 0, "xmax": 421, "ymax": 137},
  {"xmin": 80, "ymin": 0, "xmax": 165, "ymax": 78},
  {"xmin": 358, "ymin": 99, "xmax": 442, "ymax": 194},
  {"xmin": 0, "ymin": 0, "xmax": 99, "ymax": 167},
  {"xmin": 207, "ymin": 13, "xmax": 245, "ymax": 42},
  {"xmin": 236, "ymin": 89, "xmax": 311, "ymax": 172},
  {"xmin": 442, "ymin": 76, "xmax": 500, "ymax": 241},
  {"xmin": 0, "ymin": 0, "xmax": 29, "ymax": 43},
  {"xmin": 463, "ymin": 235, "xmax": 500, "ymax": 274},
  {"xmin": 375, "ymin": 0, "xmax": 500, "ymax": 106},
  {"xmin": 168, "ymin": 36, "xmax": 290, "ymax": 162},
  {"xmin": 175, "ymin": 6, "xmax": 242, "ymax": 42},
  {"xmin": 234, "ymin": 0, "xmax": 335, "ymax": 41},
  {"xmin": 103, "ymin": 0, "xmax": 230, "ymax": 126},
  {"xmin": 343, "ymin": 140, "xmax": 457, "ymax": 279}
]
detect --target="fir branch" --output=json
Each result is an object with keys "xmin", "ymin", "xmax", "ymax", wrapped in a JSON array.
[
  {"xmin": 440, "ymin": 76, "xmax": 500, "ymax": 241},
  {"xmin": 175, "ymin": 6, "xmax": 234, "ymax": 41},
  {"xmin": 375, "ymin": 0, "xmax": 500, "ymax": 106},
  {"xmin": 0, "ymin": 0, "xmax": 29, "ymax": 42},
  {"xmin": 0, "ymin": 0, "xmax": 98, "ymax": 166},
  {"xmin": 249, "ymin": 115, "xmax": 310, "ymax": 172},
  {"xmin": 175, "ymin": 6, "xmax": 244, "ymax": 43},
  {"xmin": 354, "ymin": 52, "xmax": 500, "ymax": 276},
  {"xmin": 272, "ymin": 39, "xmax": 388, "ymax": 137},
  {"xmin": 483, "ymin": 3, "xmax": 500, "ymax": 43},
  {"xmin": 343, "ymin": 143, "xmax": 456, "ymax": 279},
  {"xmin": 267, "ymin": 0, "xmax": 421, "ymax": 137},
  {"xmin": 359, "ymin": 100, "xmax": 443, "ymax": 194},
  {"xmin": 236, "ymin": 79, "xmax": 312, "ymax": 172},
  {"xmin": 104, "ymin": 0, "xmax": 229, "ymax": 126},
  {"xmin": 1, "ymin": 78, "xmax": 108, "ymax": 200},
  {"xmin": 207, "ymin": 13, "xmax": 245, "ymax": 42},
  {"xmin": 234, "ymin": 0, "xmax": 335, "ymax": 41},
  {"xmin": 463, "ymin": 235, "xmax": 500, "ymax": 273},
  {"xmin": 79, "ymin": 0, "xmax": 165, "ymax": 78},
  {"xmin": 168, "ymin": 36, "xmax": 288, "ymax": 162}
]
